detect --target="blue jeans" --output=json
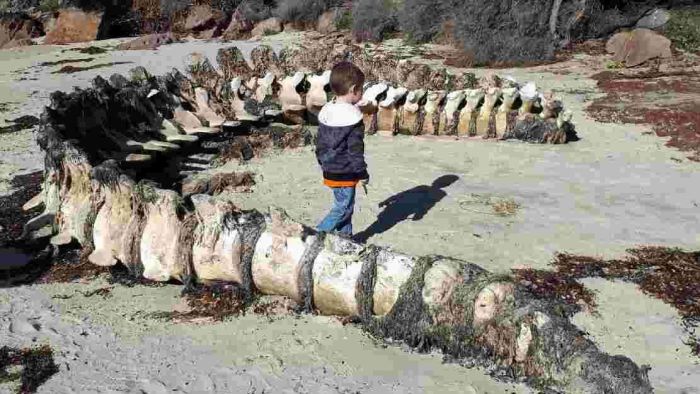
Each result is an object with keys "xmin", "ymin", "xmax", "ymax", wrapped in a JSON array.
[{"xmin": 317, "ymin": 186, "xmax": 356, "ymax": 236}]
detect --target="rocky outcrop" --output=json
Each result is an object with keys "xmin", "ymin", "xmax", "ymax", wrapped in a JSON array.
[
  {"xmin": 182, "ymin": 4, "xmax": 229, "ymax": 39},
  {"xmin": 250, "ymin": 17, "xmax": 283, "ymax": 39},
  {"xmin": 606, "ymin": 28, "xmax": 673, "ymax": 67},
  {"xmin": 0, "ymin": 13, "xmax": 43, "ymax": 49},
  {"xmin": 44, "ymin": 8, "xmax": 102, "ymax": 44},
  {"xmin": 221, "ymin": 9, "xmax": 254, "ymax": 41},
  {"xmin": 116, "ymin": 33, "xmax": 176, "ymax": 50}
]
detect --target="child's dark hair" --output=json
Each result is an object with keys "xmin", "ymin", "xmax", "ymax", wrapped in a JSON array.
[{"xmin": 330, "ymin": 62, "xmax": 365, "ymax": 96}]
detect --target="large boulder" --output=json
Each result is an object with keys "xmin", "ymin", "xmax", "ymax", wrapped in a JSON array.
[
  {"xmin": 635, "ymin": 8, "xmax": 670, "ymax": 30},
  {"xmin": 183, "ymin": 5, "xmax": 228, "ymax": 39},
  {"xmin": 221, "ymin": 9, "xmax": 254, "ymax": 41},
  {"xmin": 116, "ymin": 33, "xmax": 175, "ymax": 50},
  {"xmin": 0, "ymin": 13, "xmax": 43, "ymax": 49},
  {"xmin": 44, "ymin": 8, "xmax": 102, "ymax": 44},
  {"xmin": 251, "ymin": 17, "xmax": 283, "ymax": 39},
  {"xmin": 316, "ymin": 11, "xmax": 337, "ymax": 34},
  {"xmin": 606, "ymin": 28, "xmax": 672, "ymax": 67}
]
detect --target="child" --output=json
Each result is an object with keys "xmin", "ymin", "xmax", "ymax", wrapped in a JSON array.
[{"xmin": 315, "ymin": 61, "xmax": 369, "ymax": 237}]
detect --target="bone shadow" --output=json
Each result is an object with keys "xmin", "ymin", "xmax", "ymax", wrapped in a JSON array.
[{"xmin": 353, "ymin": 174, "xmax": 460, "ymax": 243}]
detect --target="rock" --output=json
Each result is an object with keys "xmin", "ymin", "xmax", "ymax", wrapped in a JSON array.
[
  {"xmin": 251, "ymin": 17, "xmax": 283, "ymax": 39},
  {"xmin": 317, "ymin": 11, "xmax": 337, "ymax": 34},
  {"xmin": 221, "ymin": 9, "xmax": 254, "ymax": 41},
  {"xmin": 184, "ymin": 5, "xmax": 228, "ymax": 38},
  {"xmin": 44, "ymin": 9, "xmax": 103, "ymax": 45},
  {"xmin": 606, "ymin": 28, "xmax": 672, "ymax": 67},
  {"xmin": 0, "ymin": 13, "xmax": 43, "ymax": 49},
  {"xmin": 635, "ymin": 9, "xmax": 670, "ymax": 30},
  {"xmin": 116, "ymin": 33, "xmax": 175, "ymax": 50}
]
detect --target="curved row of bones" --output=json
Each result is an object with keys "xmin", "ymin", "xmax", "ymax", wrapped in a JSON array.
[
  {"xmin": 27, "ymin": 152, "xmax": 648, "ymax": 393},
  {"xmin": 21, "ymin": 68, "xmax": 647, "ymax": 392},
  {"xmin": 173, "ymin": 50, "xmax": 575, "ymax": 142}
]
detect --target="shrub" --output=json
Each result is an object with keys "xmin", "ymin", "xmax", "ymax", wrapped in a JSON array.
[
  {"xmin": 351, "ymin": 0, "xmax": 399, "ymax": 42},
  {"xmin": 274, "ymin": 0, "xmax": 341, "ymax": 23},
  {"xmin": 397, "ymin": 0, "xmax": 461, "ymax": 43},
  {"xmin": 335, "ymin": 6, "xmax": 352, "ymax": 30},
  {"xmin": 665, "ymin": 9, "xmax": 700, "ymax": 53},
  {"xmin": 451, "ymin": 0, "xmax": 555, "ymax": 65},
  {"xmin": 37, "ymin": 0, "xmax": 58, "ymax": 12},
  {"xmin": 238, "ymin": 0, "xmax": 277, "ymax": 23}
]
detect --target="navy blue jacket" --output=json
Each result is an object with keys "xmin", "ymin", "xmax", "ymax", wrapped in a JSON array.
[{"xmin": 315, "ymin": 101, "xmax": 369, "ymax": 182}]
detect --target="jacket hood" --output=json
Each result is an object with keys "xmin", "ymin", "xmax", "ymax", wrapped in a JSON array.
[{"xmin": 318, "ymin": 101, "xmax": 363, "ymax": 127}]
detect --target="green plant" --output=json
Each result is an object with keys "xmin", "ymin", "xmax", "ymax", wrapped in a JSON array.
[
  {"xmin": 38, "ymin": 0, "xmax": 60, "ymax": 13},
  {"xmin": 263, "ymin": 28, "xmax": 278, "ymax": 36},
  {"xmin": 0, "ymin": 0, "xmax": 10, "ymax": 13},
  {"xmin": 666, "ymin": 9, "xmax": 700, "ymax": 53},
  {"xmin": 334, "ymin": 9, "xmax": 352, "ymax": 30},
  {"xmin": 605, "ymin": 60, "xmax": 624, "ymax": 69}
]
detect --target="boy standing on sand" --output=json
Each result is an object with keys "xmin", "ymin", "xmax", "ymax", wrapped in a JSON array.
[{"xmin": 315, "ymin": 62, "xmax": 369, "ymax": 237}]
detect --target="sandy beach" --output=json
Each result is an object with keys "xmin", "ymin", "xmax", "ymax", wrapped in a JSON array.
[{"xmin": 0, "ymin": 32, "xmax": 698, "ymax": 393}]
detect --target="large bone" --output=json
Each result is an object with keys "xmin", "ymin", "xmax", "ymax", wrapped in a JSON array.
[
  {"xmin": 173, "ymin": 108, "xmax": 218, "ymax": 135},
  {"xmin": 139, "ymin": 188, "xmax": 187, "ymax": 282},
  {"xmin": 194, "ymin": 87, "xmax": 226, "ymax": 128},
  {"xmin": 229, "ymin": 78, "xmax": 261, "ymax": 122},
  {"xmin": 439, "ymin": 90, "xmax": 465, "ymax": 135},
  {"xmin": 422, "ymin": 91, "xmax": 446, "ymax": 135},
  {"xmin": 56, "ymin": 159, "xmax": 97, "ymax": 245},
  {"xmin": 476, "ymin": 87, "xmax": 501, "ymax": 138},
  {"xmin": 398, "ymin": 89, "xmax": 427, "ymax": 135},
  {"xmin": 306, "ymin": 70, "xmax": 331, "ymax": 124},
  {"xmin": 252, "ymin": 207, "xmax": 318, "ymax": 302},
  {"xmin": 159, "ymin": 119, "xmax": 199, "ymax": 143},
  {"xmin": 278, "ymin": 72, "xmax": 307, "ymax": 124},
  {"xmin": 372, "ymin": 249, "xmax": 416, "ymax": 315},
  {"xmin": 255, "ymin": 71, "xmax": 277, "ymax": 103},
  {"xmin": 519, "ymin": 82, "xmax": 539, "ymax": 115},
  {"xmin": 190, "ymin": 195, "xmax": 246, "ymax": 283},
  {"xmin": 495, "ymin": 87, "xmax": 520, "ymax": 137},
  {"xmin": 457, "ymin": 89, "xmax": 485, "ymax": 137},
  {"xmin": 312, "ymin": 234, "xmax": 365, "ymax": 315},
  {"xmin": 357, "ymin": 83, "xmax": 388, "ymax": 135},
  {"xmin": 89, "ymin": 176, "xmax": 136, "ymax": 267},
  {"xmin": 540, "ymin": 91, "xmax": 563, "ymax": 120},
  {"xmin": 377, "ymin": 86, "xmax": 408, "ymax": 136}
]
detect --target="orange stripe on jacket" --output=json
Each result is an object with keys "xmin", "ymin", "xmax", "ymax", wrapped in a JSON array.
[{"xmin": 323, "ymin": 179, "xmax": 358, "ymax": 188}]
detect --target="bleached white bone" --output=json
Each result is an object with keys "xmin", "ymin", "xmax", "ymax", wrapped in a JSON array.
[
  {"xmin": 194, "ymin": 87, "xmax": 225, "ymax": 128},
  {"xmin": 379, "ymin": 87, "xmax": 408, "ymax": 108},
  {"xmin": 358, "ymin": 83, "xmax": 388, "ymax": 106},
  {"xmin": 255, "ymin": 72, "xmax": 276, "ymax": 102},
  {"xmin": 444, "ymin": 90, "xmax": 466, "ymax": 115}
]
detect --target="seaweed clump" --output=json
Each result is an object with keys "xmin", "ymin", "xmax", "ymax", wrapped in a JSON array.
[
  {"xmin": 151, "ymin": 282, "xmax": 248, "ymax": 323},
  {"xmin": 514, "ymin": 246, "xmax": 700, "ymax": 356},
  {"xmin": 0, "ymin": 345, "xmax": 59, "ymax": 394}
]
